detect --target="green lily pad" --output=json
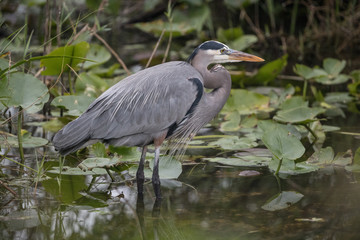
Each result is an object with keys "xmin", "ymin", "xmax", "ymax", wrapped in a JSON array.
[
  {"xmin": 78, "ymin": 157, "xmax": 122, "ymax": 171},
  {"xmin": 41, "ymin": 41, "xmax": 90, "ymax": 75},
  {"xmin": 261, "ymin": 191, "xmax": 304, "ymax": 211},
  {"xmin": 323, "ymin": 58, "xmax": 346, "ymax": 76},
  {"xmin": 307, "ymin": 147, "xmax": 352, "ymax": 167},
  {"xmin": 1, "ymin": 134, "xmax": 48, "ymax": 148},
  {"xmin": 42, "ymin": 175, "xmax": 87, "ymax": 203},
  {"xmin": 220, "ymin": 111, "xmax": 241, "ymax": 132},
  {"xmin": 230, "ymin": 35, "xmax": 258, "ymax": 51},
  {"xmin": 51, "ymin": 95, "xmax": 96, "ymax": 116},
  {"xmin": 315, "ymin": 74, "xmax": 349, "ymax": 85},
  {"xmin": 252, "ymin": 55, "xmax": 288, "ymax": 85},
  {"xmin": 293, "ymin": 64, "xmax": 327, "ymax": 80},
  {"xmin": 47, "ymin": 166, "xmax": 108, "ymax": 175},
  {"xmin": 274, "ymin": 96, "xmax": 325, "ymax": 124},
  {"xmin": 345, "ymin": 147, "xmax": 360, "ymax": 172},
  {"xmin": 0, "ymin": 72, "xmax": 50, "ymax": 113},
  {"xmin": 82, "ymin": 44, "xmax": 111, "ymax": 69},
  {"xmin": 222, "ymin": 89, "xmax": 270, "ymax": 115},
  {"xmin": 129, "ymin": 156, "xmax": 182, "ymax": 179},
  {"xmin": 204, "ymin": 155, "xmax": 270, "ymax": 167},
  {"xmin": 260, "ymin": 121, "xmax": 305, "ymax": 160},
  {"xmin": 268, "ymin": 157, "xmax": 319, "ymax": 175},
  {"xmin": 108, "ymin": 146, "xmax": 142, "ymax": 161},
  {"xmin": 324, "ymin": 92, "xmax": 353, "ymax": 104},
  {"xmin": 75, "ymin": 72, "xmax": 110, "ymax": 98},
  {"xmin": 210, "ymin": 135, "xmax": 258, "ymax": 150}
]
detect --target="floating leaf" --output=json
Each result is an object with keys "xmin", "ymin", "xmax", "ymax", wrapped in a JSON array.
[
  {"xmin": 75, "ymin": 72, "xmax": 110, "ymax": 98},
  {"xmin": 51, "ymin": 95, "xmax": 95, "ymax": 116},
  {"xmin": 78, "ymin": 157, "xmax": 122, "ymax": 171},
  {"xmin": 47, "ymin": 166, "xmax": 108, "ymax": 175},
  {"xmin": 345, "ymin": 147, "xmax": 360, "ymax": 172},
  {"xmin": 307, "ymin": 147, "xmax": 352, "ymax": 167},
  {"xmin": 268, "ymin": 157, "xmax": 319, "ymax": 175},
  {"xmin": 323, "ymin": 58, "xmax": 346, "ymax": 76},
  {"xmin": 1, "ymin": 134, "xmax": 48, "ymax": 148},
  {"xmin": 315, "ymin": 74, "xmax": 349, "ymax": 85},
  {"xmin": 313, "ymin": 58, "xmax": 350, "ymax": 85},
  {"xmin": 220, "ymin": 111, "xmax": 241, "ymax": 132},
  {"xmin": 306, "ymin": 147, "xmax": 334, "ymax": 165},
  {"xmin": 230, "ymin": 35, "xmax": 258, "ymax": 51},
  {"xmin": 324, "ymin": 92, "xmax": 353, "ymax": 104},
  {"xmin": 261, "ymin": 191, "xmax": 304, "ymax": 211},
  {"xmin": 82, "ymin": 44, "xmax": 111, "ymax": 69},
  {"xmin": 252, "ymin": 55, "xmax": 288, "ymax": 84},
  {"xmin": 274, "ymin": 97, "xmax": 325, "ymax": 124},
  {"xmin": 41, "ymin": 41, "xmax": 90, "ymax": 75},
  {"xmin": 210, "ymin": 135, "xmax": 258, "ymax": 150},
  {"xmin": 42, "ymin": 175, "xmax": 87, "ymax": 203},
  {"xmin": 108, "ymin": 146, "xmax": 142, "ymax": 161},
  {"xmin": 149, "ymin": 156, "xmax": 182, "ymax": 179},
  {"xmin": 204, "ymin": 155, "xmax": 270, "ymax": 167},
  {"xmin": 223, "ymin": 89, "xmax": 270, "ymax": 114},
  {"xmin": 0, "ymin": 72, "xmax": 49, "ymax": 113},
  {"xmin": 129, "ymin": 156, "xmax": 182, "ymax": 179},
  {"xmin": 260, "ymin": 121, "xmax": 305, "ymax": 160},
  {"xmin": 293, "ymin": 64, "xmax": 327, "ymax": 80}
]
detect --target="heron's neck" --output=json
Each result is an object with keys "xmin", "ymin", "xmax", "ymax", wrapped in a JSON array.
[{"xmin": 199, "ymin": 64, "xmax": 232, "ymax": 113}]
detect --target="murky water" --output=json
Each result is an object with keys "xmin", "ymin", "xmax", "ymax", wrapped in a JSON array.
[{"xmin": 1, "ymin": 157, "xmax": 360, "ymax": 239}]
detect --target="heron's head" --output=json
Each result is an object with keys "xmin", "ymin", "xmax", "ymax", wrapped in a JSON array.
[{"xmin": 187, "ymin": 40, "xmax": 264, "ymax": 65}]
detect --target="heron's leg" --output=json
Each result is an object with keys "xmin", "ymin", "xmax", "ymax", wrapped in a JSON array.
[
  {"xmin": 152, "ymin": 146, "xmax": 162, "ymax": 199},
  {"xmin": 136, "ymin": 146, "xmax": 147, "ymax": 196}
]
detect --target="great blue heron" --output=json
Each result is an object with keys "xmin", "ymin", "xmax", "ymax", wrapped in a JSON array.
[{"xmin": 53, "ymin": 40, "xmax": 264, "ymax": 198}]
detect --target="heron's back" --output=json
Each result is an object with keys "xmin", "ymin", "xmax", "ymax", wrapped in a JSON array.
[{"xmin": 53, "ymin": 61, "xmax": 203, "ymax": 155}]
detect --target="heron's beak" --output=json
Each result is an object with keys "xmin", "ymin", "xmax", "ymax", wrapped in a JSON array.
[{"xmin": 227, "ymin": 50, "xmax": 264, "ymax": 62}]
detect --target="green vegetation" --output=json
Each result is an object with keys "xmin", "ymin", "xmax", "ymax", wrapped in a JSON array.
[{"xmin": 0, "ymin": 0, "xmax": 360, "ymax": 197}]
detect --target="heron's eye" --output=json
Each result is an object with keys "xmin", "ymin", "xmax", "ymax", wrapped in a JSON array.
[{"xmin": 220, "ymin": 48, "xmax": 226, "ymax": 54}]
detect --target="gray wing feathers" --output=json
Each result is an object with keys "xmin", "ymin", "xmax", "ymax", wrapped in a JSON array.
[{"xmin": 53, "ymin": 61, "xmax": 203, "ymax": 154}]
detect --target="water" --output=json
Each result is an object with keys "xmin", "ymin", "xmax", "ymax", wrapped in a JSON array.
[{"xmin": 1, "ymin": 157, "xmax": 360, "ymax": 239}]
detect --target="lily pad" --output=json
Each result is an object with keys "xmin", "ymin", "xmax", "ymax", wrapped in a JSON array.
[
  {"xmin": 261, "ymin": 191, "xmax": 304, "ymax": 211},
  {"xmin": 210, "ymin": 135, "xmax": 258, "ymax": 150},
  {"xmin": 82, "ymin": 44, "xmax": 111, "ymax": 69},
  {"xmin": 51, "ymin": 95, "xmax": 96, "ymax": 116},
  {"xmin": 324, "ymin": 92, "xmax": 353, "ymax": 104},
  {"xmin": 307, "ymin": 147, "xmax": 352, "ymax": 167},
  {"xmin": 75, "ymin": 72, "xmax": 110, "ymax": 98},
  {"xmin": 293, "ymin": 64, "xmax": 327, "ymax": 80},
  {"xmin": 260, "ymin": 121, "xmax": 305, "ymax": 160},
  {"xmin": 0, "ymin": 72, "xmax": 50, "ymax": 113},
  {"xmin": 204, "ymin": 156, "xmax": 270, "ymax": 167},
  {"xmin": 252, "ymin": 55, "xmax": 288, "ymax": 85},
  {"xmin": 41, "ymin": 41, "xmax": 90, "ymax": 75},
  {"xmin": 345, "ymin": 147, "xmax": 360, "ymax": 172},
  {"xmin": 129, "ymin": 156, "xmax": 182, "ymax": 180},
  {"xmin": 274, "ymin": 96, "xmax": 325, "ymax": 124},
  {"xmin": 222, "ymin": 89, "xmax": 271, "ymax": 115},
  {"xmin": 1, "ymin": 134, "xmax": 48, "ymax": 148},
  {"xmin": 47, "ymin": 166, "xmax": 108, "ymax": 175},
  {"xmin": 78, "ymin": 157, "xmax": 122, "ymax": 171}
]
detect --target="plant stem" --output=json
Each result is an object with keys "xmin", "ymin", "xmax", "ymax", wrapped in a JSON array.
[
  {"xmin": 68, "ymin": 70, "xmax": 74, "ymax": 94},
  {"xmin": 17, "ymin": 107, "xmax": 25, "ymax": 163},
  {"xmin": 304, "ymin": 123, "xmax": 318, "ymax": 142},
  {"xmin": 106, "ymin": 168, "xmax": 115, "ymax": 182},
  {"xmin": 274, "ymin": 156, "xmax": 282, "ymax": 176},
  {"xmin": 290, "ymin": 0, "xmax": 299, "ymax": 35},
  {"xmin": 302, "ymin": 79, "xmax": 308, "ymax": 100}
]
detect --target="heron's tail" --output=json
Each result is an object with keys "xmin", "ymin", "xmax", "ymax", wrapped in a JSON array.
[{"xmin": 52, "ymin": 115, "xmax": 93, "ymax": 155}]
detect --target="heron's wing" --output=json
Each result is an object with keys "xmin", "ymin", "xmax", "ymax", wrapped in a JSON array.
[{"xmin": 88, "ymin": 62, "xmax": 203, "ymax": 140}]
